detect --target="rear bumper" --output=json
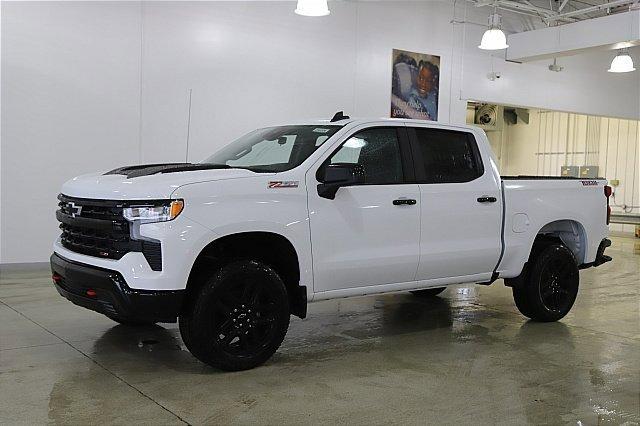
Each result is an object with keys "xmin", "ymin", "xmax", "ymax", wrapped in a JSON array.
[
  {"xmin": 580, "ymin": 238, "xmax": 612, "ymax": 269},
  {"xmin": 50, "ymin": 253, "xmax": 184, "ymax": 323}
]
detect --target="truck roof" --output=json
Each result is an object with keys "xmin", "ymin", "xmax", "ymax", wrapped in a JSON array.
[{"xmin": 273, "ymin": 117, "xmax": 482, "ymax": 133}]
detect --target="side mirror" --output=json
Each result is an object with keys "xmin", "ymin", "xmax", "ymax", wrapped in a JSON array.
[{"xmin": 317, "ymin": 163, "xmax": 364, "ymax": 199}]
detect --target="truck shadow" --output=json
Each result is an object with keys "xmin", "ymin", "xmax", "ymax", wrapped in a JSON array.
[{"xmin": 277, "ymin": 293, "xmax": 456, "ymax": 363}]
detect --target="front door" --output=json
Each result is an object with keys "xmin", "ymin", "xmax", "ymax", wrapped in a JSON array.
[{"xmin": 307, "ymin": 126, "xmax": 421, "ymax": 294}]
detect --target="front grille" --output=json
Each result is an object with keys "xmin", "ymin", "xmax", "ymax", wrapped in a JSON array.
[
  {"xmin": 59, "ymin": 222, "xmax": 130, "ymax": 259},
  {"xmin": 56, "ymin": 195, "xmax": 162, "ymax": 270}
]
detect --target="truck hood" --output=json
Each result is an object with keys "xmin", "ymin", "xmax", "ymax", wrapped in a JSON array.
[{"xmin": 60, "ymin": 163, "xmax": 262, "ymax": 200}]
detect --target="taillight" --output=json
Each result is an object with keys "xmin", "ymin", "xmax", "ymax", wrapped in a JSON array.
[{"xmin": 604, "ymin": 185, "xmax": 612, "ymax": 225}]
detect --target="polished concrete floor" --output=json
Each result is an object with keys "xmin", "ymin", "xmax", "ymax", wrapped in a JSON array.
[{"xmin": 1, "ymin": 237, "xmax": 639, "ymax": 425}]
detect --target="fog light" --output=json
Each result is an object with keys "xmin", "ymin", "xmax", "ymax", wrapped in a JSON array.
[{"xmin": 86, "ymin": 289, "xmax": 97, "ymax": 298}]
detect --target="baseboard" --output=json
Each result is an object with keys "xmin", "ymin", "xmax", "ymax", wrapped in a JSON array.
[{"xmin": 0, "ymin": 262, "xmax": 50, "ymax": 273}]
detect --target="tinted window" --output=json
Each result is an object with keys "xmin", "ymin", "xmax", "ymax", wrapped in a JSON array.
[
  {"xmin": 328, "ymin": 128, "xmax": 404, "ymax": 185},
  {"xmin": 413, "ymin": 128, "xmax": 483, "ymax": 183}
]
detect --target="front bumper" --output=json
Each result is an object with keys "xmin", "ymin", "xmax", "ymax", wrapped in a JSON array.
[
  {"xmin": 52, "ymin": 212, "xmax": 214, "ymax": 291},
  {"xmin": 50, "ymin": 253, "xmax": 184, "ymax": 323}
]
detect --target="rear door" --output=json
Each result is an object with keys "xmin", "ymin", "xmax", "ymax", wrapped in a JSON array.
[
  {"xmin": 408, "ymin": 126, "xmax": 502, "ymax": 282},
  {"xmin": 307, "ymin": 125, "xmax": 421, "ymax": 294}
]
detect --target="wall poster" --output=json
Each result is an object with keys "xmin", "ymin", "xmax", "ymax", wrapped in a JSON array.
[{"xmin": 391, "ymin": 49, "xmax": 440, "ymax": 121}]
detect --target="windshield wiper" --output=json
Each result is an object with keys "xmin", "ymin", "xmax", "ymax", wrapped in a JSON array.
[
  {"xmin": 240, "ymin": 167, "xmax": 277, "ymax": 173},
  {"xmin": 197, "ymin": 163, "xmax": 234, "ymax": 169}
]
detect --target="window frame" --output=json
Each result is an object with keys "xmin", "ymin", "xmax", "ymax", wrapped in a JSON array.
[
  {"xmin": 407, "ymin": 127, "xmax": 484, "ymax": 184},
  {"xmin": 316, "ymin": 126, "xmax": 415, "ymax": 186}
]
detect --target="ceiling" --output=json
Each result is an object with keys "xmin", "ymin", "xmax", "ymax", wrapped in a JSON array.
[{"xmin": 469, "ymin": 0, "xmax": 640, "ymax": 24}]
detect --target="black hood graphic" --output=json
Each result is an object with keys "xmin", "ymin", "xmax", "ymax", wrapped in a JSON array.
[{"xmin": 105, "ymin": 163, "xmax": 232, "ymax": 179}]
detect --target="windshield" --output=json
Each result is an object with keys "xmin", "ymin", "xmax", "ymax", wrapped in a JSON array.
[{"xmin": 202, "ymin": 125, "xmax": 342, "ymax": 173}]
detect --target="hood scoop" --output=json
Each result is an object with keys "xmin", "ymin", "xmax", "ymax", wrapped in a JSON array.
[{"xmin": 105, "ymin": 163, "xmax": 232, "ymax": 178}]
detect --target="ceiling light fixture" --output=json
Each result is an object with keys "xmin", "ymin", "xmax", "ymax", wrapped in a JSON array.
[
  {"xmin": 608, "ymin": 48, "xmax": 636, "ymax": 73},
  {"xmin": 295, "ymin": 0, "xmax": 330, "ymax": 17},
  {"xmin": 479, "ymin": 12, "xmax": 508, "ymax": 50}
]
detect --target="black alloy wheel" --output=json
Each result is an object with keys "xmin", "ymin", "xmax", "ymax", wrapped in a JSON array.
[
  {"xmin": 538, "ymin": 255, "xmax": 577, "ymax": 314},
  {"xmin": 179, "ymin": 260, "xmax": 290, "ymax": 371},
  {"xmin": 513, "ymin": 243, "xmax": 579, "ymax": 322},
  {"xmin": 211, "ymin": 275, "xmax": 281, "ymax": 356}
]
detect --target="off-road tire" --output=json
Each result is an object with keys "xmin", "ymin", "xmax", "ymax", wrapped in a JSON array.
[
  {"xmin": 512, "ymin": 244, "xmax": 579, "ymax": 322},
  {"xmin": 179, "ymin": 260, "xmax": 290, "ymax": 371}
]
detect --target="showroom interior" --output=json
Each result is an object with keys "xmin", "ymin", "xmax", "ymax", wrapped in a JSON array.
[{"xmin": 1, "ymin": 0, "xmax": 639, "ymax": 424}]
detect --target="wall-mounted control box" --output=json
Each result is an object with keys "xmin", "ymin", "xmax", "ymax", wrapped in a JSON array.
[
  {"xmin": 561, "ymin": 166, "xmax": 579, "ymax": 177},
  {"xmin": 579, "ymin": 166, "xmax": 599, "ymax": 178}
]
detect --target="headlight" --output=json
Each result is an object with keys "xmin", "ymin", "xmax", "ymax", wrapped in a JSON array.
[{"xmin": 123, "ymin": 200, "xmax": 184, "ymax": 223}]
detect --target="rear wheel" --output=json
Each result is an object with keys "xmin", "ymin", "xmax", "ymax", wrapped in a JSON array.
[
  {"xmin": 410, "ymin": 287, "xmax": 446, "ymax": 298},
  {"xmin": 179, "ymin": 260, "xmax": 290, "ymax": 371},
  {"xmin": 512, "ymin": 243, "xmax": 579, "ymax": 322}
]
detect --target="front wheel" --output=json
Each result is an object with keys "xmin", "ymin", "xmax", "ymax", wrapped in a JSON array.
[
  {"xmin": 512, "ymin": 243, "xmax": 579, "ymax": 322},
  {"xmin": 179, "ymin": 260, "xmax": 290, "ymax": 371}
]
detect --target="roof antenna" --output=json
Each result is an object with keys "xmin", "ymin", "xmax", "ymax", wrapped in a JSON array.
[
  {"xmin": 330, "ymin": 111, "xmax": 350, "ymax": 122},
  {"xmin": 184, "ymin": 88, "xmax": 193, "ymax": 163}
]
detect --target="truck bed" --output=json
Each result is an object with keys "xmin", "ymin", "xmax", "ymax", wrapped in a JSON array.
[{"xmin": 497, "ymin": 177, "xmax": 609, "ymax": 279}]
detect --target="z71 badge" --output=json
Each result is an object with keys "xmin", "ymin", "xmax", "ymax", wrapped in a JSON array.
[{"xmin": 268, "ymin": 181, "xmax": 299, "ymax": 189}]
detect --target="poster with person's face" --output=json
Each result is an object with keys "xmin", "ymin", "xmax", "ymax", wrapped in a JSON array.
[{"xmin": 391, "ymin": 49, "xmax": 440, "ymax": 121}]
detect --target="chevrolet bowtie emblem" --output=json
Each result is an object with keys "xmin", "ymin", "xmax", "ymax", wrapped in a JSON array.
[{"xmin": 67, "ymin": 202, "xmax": 82, "ymax": 218}]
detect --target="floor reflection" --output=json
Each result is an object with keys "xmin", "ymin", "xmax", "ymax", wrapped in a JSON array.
[{"xmin": 14, "ymin": 236, "xmax": 638, "ymax": 424}]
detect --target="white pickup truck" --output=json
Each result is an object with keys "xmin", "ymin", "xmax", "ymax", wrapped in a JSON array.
[{"xmin": 51, "ymin": 114, "xmax": 612, "ymax": 370}]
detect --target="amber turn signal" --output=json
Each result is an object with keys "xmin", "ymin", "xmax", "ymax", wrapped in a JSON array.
[{"xmin": 170, "ymin": 200, "xmax": 184, "ymax": 220}]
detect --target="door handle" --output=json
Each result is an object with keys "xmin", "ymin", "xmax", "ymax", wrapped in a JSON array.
[
  {"xmin": 393, "ymin": 198, "xmax": 417, "ymax": 206},
  {"xmin": 477, "ymin": 196, "xmax": 497, "ymax": 203}
]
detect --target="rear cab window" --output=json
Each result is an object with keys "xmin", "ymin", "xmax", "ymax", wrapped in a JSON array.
[{"xmin": 410, "ymin": 127, "xmax": 484, "ymax": 183}]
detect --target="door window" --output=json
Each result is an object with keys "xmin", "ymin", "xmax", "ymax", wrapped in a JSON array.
[
  {"xmin": 328, "ymin": 128, "xmax": 404, "ymax": 185},
  {"xmin": 413, "ymin": 128, "xmax": 483, "ymax": 183}
]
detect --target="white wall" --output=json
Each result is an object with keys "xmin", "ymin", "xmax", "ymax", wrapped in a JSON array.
[
  {"xmin": 1, "ymin": 1, "xmax": 142, "ymax": 263},
  {"xmin": 461, "ymin": 45, "xmax": 640, "ymax": 121},
  {"xmin": 2, "ymin": 1, "xmax": 640, "ymax": 263},
  {"xmin": 139, "ymin": 1, "xmax": 358, "ymax": 163}
]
